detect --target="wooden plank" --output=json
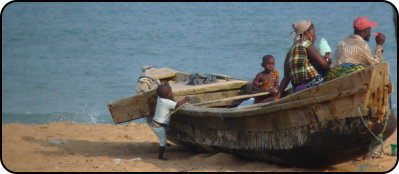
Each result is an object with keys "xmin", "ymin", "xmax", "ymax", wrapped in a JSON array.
[
  {"xmin": 175, "ymin": 90, "xmax": 241, "ymax": 104},
  {"xmin": 211, "ymin": 73, "xmax": 231, "ymax": 81},
  {"xmin": 193, "ymin": 91, "xmax": 270, "ymax": 106},
  {"xmin": 365, "ymin": 63, "xmax": 389, "ymax": 121},
  {"xmin": 108, "ymin": 89, "xmax": 157, "ymax": 124},
  {"xmin": 192, "ymin": 88, "xmax": 290, "ymax": 107},
  {"xmin": 108, "ymin": 79, "xmax": 248, "ymax": 124},
  {"xmin": 143, "ymin": 67, "xmax": 177, "ymax": 80},
  {"xmin": 171, "ymin": 79, "xmax": 248, "ymax": 96}
]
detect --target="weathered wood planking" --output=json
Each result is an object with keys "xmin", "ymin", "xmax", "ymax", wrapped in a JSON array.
[
  {"xmin": 108, "ymin": 89, "xmax": 157, "ymax": 124},
  {"xmin": 108, "ymin": 80, "xmax": 248, "ymax": 124},
  {"xmin": 143, "ymin": 67, "xmax": 177, "ymax": 80},
  {"xmin": 165, "ymin": 63, "xmax": 396, "ymax": 167},
  {"xmin": 171, "ymin": 79, "xmax": 248, "ymax": 96},
  {"xmin": 175, "ymin": 90, "xmax": 241, "ymax": 107}
]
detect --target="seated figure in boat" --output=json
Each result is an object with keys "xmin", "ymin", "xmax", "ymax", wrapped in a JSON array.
[
  {"xmin": 252, "ymin": 55, "xmax": 279, "ymax": 103},
  {"xmin": 316, "ymin": 37, "xmax": 333, "ymax": 76},
  {"xmin": 327, "ymin": 16, "xmax": 386, "ymax": 81},
  {"xmin": 149, "ymin": 83, "xmax": 190, "ymax": 160},
  {"xmin": 266, "ymin": 20, "xmax": 330, "ymax": 102}
]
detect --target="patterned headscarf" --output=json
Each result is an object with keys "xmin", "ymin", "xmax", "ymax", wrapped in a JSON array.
[{"xmin": 292, "ymin": 20, "xmax": 313, "ymax": 43}]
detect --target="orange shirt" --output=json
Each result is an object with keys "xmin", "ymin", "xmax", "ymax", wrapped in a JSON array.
[{"xmin": 260, "ymin": 70, "xmax": 279, "ymax": 90}]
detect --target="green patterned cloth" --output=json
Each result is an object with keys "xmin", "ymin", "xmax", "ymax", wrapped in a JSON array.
[{"xmin": 327, "ymin": 63, "xmax": 365, "ymax": 81}]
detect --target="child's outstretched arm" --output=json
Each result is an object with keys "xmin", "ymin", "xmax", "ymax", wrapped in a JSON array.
[{"xmin": 175, "ymin": 96, "xmax": 190, "ymax": 109}]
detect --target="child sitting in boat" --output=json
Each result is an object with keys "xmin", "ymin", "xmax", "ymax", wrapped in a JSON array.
[
  {"xmin": 149, "ymin": 83, "xmax": 190, "ymax": 160},
  {"xmin": 252, "ymin": 55, "xmax": 280, "ymax": 103}
]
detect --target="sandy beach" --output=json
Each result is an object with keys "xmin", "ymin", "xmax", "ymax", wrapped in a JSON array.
[{"xmin": 2, "ymin": 122, "xmax": 397, "ymax": 172}]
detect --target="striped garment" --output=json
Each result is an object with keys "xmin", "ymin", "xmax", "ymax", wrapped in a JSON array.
[
  {"xmin": 331, "ymin": 34, "xmax": 383, "ymax": 67},
  {"xmin": 287, "ymin": 40, "xmax": 319, "ymax": 87},
  {"xmin": 327, "ymin": 63, "xmax": 365, "ymax": 81}
]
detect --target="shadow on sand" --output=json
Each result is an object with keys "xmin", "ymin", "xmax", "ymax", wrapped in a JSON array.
[{"xmin": 21, "ymin": 135, "xmax": 336, "ymax": 172}]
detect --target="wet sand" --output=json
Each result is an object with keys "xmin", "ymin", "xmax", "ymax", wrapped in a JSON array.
[{"xmin": 2, "ymin": 122, "xmax": 397, "ymax": 172}]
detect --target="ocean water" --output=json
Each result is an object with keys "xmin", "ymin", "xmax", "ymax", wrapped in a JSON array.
[{"xmin": 2, "ymin": 2, "xmax": 397, "ymax": 124}]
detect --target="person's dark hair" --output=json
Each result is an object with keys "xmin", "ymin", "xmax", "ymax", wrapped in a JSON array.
[
  {"xmin": 157, "ymin": 83, "xmax": 171, "ymax": 98},
  {"xmin": 262, "ymin": 55, "xmax": 274, "ymax": 63}
]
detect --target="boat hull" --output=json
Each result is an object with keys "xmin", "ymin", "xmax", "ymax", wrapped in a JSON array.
[
  {"xmin": 167, "ymin": 108, "xmax": 396, "ymax": 167},
  {"xmin": 164, "ymin": 63, "xmax": 396, "ymax": 167}
]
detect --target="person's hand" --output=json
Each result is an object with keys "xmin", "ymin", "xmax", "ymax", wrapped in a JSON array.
[
  {"xmin": 184, "ymin": 96, "xmax": 190, "ymax": 102},
  {"xmin": 326, "ymin": 57, "xmax": 332, "ymax": 65},
  {"xmin": 269, "ymin": 87, "xmax": 278, "ymax": 94},
  {"xmin": 263, "ymin": 96, "xmax": 276, "ymax": 103},
  {"xmin": 255, "ymin": 81, "xmax": 263, "ymax": 87},
  {"xmin": 253, "ymin": 81, "xmax": 260, "ymax": 87},
  {"xmin": 375, "ymin": 32, "xmax": 386, "ymax": 45}
]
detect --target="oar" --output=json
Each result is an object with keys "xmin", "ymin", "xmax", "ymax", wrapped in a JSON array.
[
  {"xmin": 165, "ymin": 89, "xmax": 285, "ymax": 119},
  {"xmin": 164, "ymin": 103, "xmax": 192, "ymax": 121},
  {"xmin": 192, "ymin": 91, "xmax": 272, "ymax": 106}
]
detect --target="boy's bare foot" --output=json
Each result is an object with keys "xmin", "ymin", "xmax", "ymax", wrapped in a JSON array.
[{"xmin": 158, "ymin": 157, "xmax": 168, "ymax": 160}]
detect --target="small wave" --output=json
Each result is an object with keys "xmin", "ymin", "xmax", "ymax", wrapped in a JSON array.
[{"xmin": 2, "ymin": 112, "xmax": 113, "ymax": 124}]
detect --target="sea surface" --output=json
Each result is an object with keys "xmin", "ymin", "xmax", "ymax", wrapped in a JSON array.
[{"xmin": 2, "ymin": 2, "xmax": 397, "ymax": 124}]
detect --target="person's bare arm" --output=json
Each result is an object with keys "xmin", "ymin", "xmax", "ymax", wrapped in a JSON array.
[
  {"xmin": 372, "ymin": 32, "xmax": 385, "ymax": 64},
  {"xmin": 307, "ymin": 45, "xmax": 330, "ymax": 71},
  {"xmin": 268, "ymin": 59, "xmax": 290, "ymax": 101},
  {"xmin": 175, "ymin": 96, "xmax": 190, "ymax": 109},
  {"xmin": 252, "ymin": 73, "xmax": 264, "ymax": 91},
  {"xmin": 274, "ymin": 74, "xmax": 279, "ymax": 89}
]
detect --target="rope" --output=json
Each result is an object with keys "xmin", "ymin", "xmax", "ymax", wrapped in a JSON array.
[
  {"xmin": 138, "ymin": 76, "xmax": 160, "ymax": 86},
  {"xmin": 137, "ymin": 66, "xmax": 159, "ymax": 88},
  {"xmin": 142, "ymin": 65, "xmax": 156, "ymax": 72},
  {"xmin": 358, "ymin": 106, "xmax": 383, "ymax": 143},
  {"xmin": 356, "ymin": 105, "xmax": 389, "ymax": 172}
]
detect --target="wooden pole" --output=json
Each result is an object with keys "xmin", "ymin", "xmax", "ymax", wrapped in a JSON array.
[{"xmin": 192, "ymin": 91, "xmax": 271, "ymax": 106}]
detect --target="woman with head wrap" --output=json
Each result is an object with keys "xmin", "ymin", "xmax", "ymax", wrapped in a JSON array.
[{"xmin": 265, "ymin": 20, "xmax": 330, "ymax": 102}]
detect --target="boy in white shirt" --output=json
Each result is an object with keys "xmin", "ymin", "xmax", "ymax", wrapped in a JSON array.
[{"xmin": 150, "ymin": 83, "xmax": 190, "ymax": 160}]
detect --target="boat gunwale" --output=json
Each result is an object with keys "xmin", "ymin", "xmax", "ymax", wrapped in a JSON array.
[
  {"xmin": 177, "ymin": 85, "xmax": 369, "ymax": 117},
  {"xmin": 176, "ymin": 63, "xmax": 386, "ymax": 118}
]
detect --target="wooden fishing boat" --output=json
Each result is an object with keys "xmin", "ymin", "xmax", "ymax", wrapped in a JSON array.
[
  {"xmin": 108, "ymin": 63, "xmax": 396, "ymax": 167},
  {"xmin": 108, "ymin": 66, "xmax": 250, "ymax": 124}
]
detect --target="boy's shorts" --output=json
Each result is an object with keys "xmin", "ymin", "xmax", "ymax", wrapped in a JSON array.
[{"xmin": 151, "ymin": 125, "xmax": 167, "ymax": 147}]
